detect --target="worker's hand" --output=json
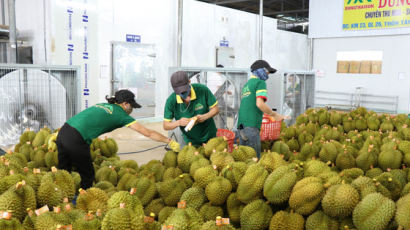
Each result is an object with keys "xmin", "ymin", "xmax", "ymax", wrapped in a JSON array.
[
  {"xmin": 169, "ymin": 140, "xmax": 180, "ymax": 152},
  {"xmin": 196, "ymin": 114, "xmax": 208, "ymax": 123},
  {"xmin": 178, "ymin": 118, "xmax": 190, "ymax": 127},
  {"xmin": 272, "ymin": 114, "xmax": 290, "ymax": 122}
]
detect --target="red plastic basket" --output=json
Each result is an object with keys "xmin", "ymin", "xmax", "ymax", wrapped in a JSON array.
[
  {"xmin": 217, "ymin": 129, "xmax": 235, "ymax": 152},
  {"xmin": 260, "ymin": 115, "xmax": 281, "ymax": 141}
]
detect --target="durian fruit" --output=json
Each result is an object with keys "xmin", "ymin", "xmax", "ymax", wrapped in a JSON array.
[
  {"xmin": 282, "ymin": 126, "xmax": 298, "ymax": 140},
  {"xmin": 395, "ymin": 193, "xmax": 410, "ymax": 229},
  {"xmin": 303, "ymin": 160, "xmax": 331, "ymax": 178},
  {"xmin": 380, "ymin": 117, "xmax": 394, "ymax": 132},
  {"xmin": 41, "ymin": 167, "xmax": 75, "ymax": 200},
  {"xmin": 144, "ymin": 213, "xmax": 162, "ymax": 230},
  {"xmin": 232, "ymin": 145, "xmax": 257, "ymax": 162},
  {"xmin": 193, "ymin": 165, "xmax": 218, "ymax": 188},
  {"xmin": 158, "ymin": 206, "xmax": 176, "ymax": 224},
  {"xmin": 378, "ymin": 149, "xmax": 403, "ymax": 171},
  {"xmin": 32, "ymin": 127, "xmax": 50, "ymax": 148},
  {"xmin": 321, "ymin": 183, "xmax": 360, "ymax": 218},
  {"xmin": 199, "ymin": 202, "xmax": 224, "ymax": 222},
  {"xmin": 343, "ymin": 116, "xmax": 355, "ymax": 133},
  {"xmin": 269, "ymin": 210, "xmax": 304, "ymax": 230},
  {"xmin": 76, "ymin": 188, "xmax": 109, "ymax": 213},
  {"xmin": 99, "ymin": 137, "xmax": 118, "ymax": 158},
  {"xmin": 205, "ymin": 176, "xmax": 232, "ymax": 205},
  {"xmin": 144, "ymin": 198, "xmax": 164, "ymax": 218},
  {"xmin": 354, "ymin": 116, "xmax": 367, "ymax": 131},
  {"xmin": 296, "ymin": 113, "xmax": 309, "ymax": 125},
  {"xmin": 374, "ymin": 172, "xmax": 403, "ymax": 201},
  {"xmin": 96, "ymin": 166, "xmax": 118, "ymax": 186},
  {"xmin": 353, "ymin": 192, "xmax": 396, "ymax": 230},
  {"xmin": 319, "ymin": 141, "xmax": 340, "ymax": 164},
  {"xmin": 101, "ymin": 203, "xmax": 145, "ymax": 230},
  {"xmin": 367, "ymin": 114, "xmax": 381, "ymax": 131},
  {"xmin": 37, "ymin": 181, "xmax": 64, "ymax": 208},
  {"xmin": 263, "ymin": 165, "xmax": 298, "ymax": 204},
  {"xmin": 44, "ymin": 150, "xmax": 58, "ymax": 169},
  {"xmin": 286, "ymin": 138, "xmax": 300, "ymax": 152},
  {"xmin": 258, "ymin": 152, "xmax": 288, "ymax": 173},
  {"xmin": 163, "ymin": 150, "xmax": 177, "ymax": 168},
  {"xmin": 180, "ymin": 187, "xmax": 206, "ymax": 210},
  {"xmin": 72, "ymin": 212, "xmax": 101, "ymax": 230},
  {"xmin": 210, "ymin": 149, "xmax": 234, "ymax": 171},
  {"xmin": 240, "ymin": 199, "xmax": 272, "ymax": 230},
  {"xmin": 221, "ymin": 162, "xmax": 248, "ymax": 189},
  {"xmin": 226, "ymin": 192, "xmax": 244, "ymax": 225},
  {"xmin": 156, "ymin": 176, "xmax": 186, "ymax": 206},
  {"xmin": 336, "ymin": 148, "xmax": 356, "ymax": 170},
  {"xmin": 305, "ymin": 210, "xmax": 339, "ymax": 230},
  {"xmin": 34, "ymin": 211, "xmax": 70, "ymax": 230},
  {"xmin": 189, "ymin": 157, "xmax": 210, "ymax": 178},
  {"xmin": 298, "ymin": 141, "xmax": 321, "ymax": 161},
  {"xmin": 0, "ymin": 214, "xmax": 24, "ymax": 230},
  {"xmin": 107, "ymin": 190, "xmax": 144, "ymax": 216},
  {"xmin": 339, "ymin": 168, "xmax": 364, "ymax": 183},
  {"xmin": 177, "ymin": 144, "xmax": 197, "ymax": 173},
  {"xmin": 22, "ymin": 209, "xmax": 36, "ymax": 230},
  {"xmin": 168, "ymin": 207, "xmax": 204, "ymax": 229},
  {"xmin": 356, "ymin": 145, "xmax": 378, "ymax": 171},
  {"xmin": 237, "ymin": 164, "xmax": 269, "ymax": 204},
  {"xmin": 163, "ymin": 167, "xmax": 183, "ymax": 181},
  {"xmin": 0, "ymin": 181, "xmax": 36, "ymax": 221},
  {"xmin": 127, "ymin": 175, "xmax": 156, "ymax": 206},
  {"xmin": 261, "ymin": 141, "xmax": 273, "ymax": 152},
  {"xmin": 119, "ymin": 159, "xmax": 138, "ymax": 170},
  {"xmin": 200, "ymin": 218, "xmax": 236, "ymax": 230},
  {"xmin": 0, "ymin": 173, "xmax": 26, "ymax": 194},
  {"xmin": 298, "ymin": 131, "xmax": 314, "ymax": 150},
  {"xmin": 271, "ymin": 141, "xmax": 291, "ymax": 160},
  {"xmin": 289, "ymin": 177, "xmax": 325, "ymax": 216},
  {"xmin": 330, "ymin": 111, "xmax": 342, "ymax": 126},
  {"xmin": 204, "ymin": 137, "xmax": 227, "ymax": 158},
  {"xmin": 19, "ymin": 130, "xmax": 36, "ymax": 144},
  {"xmin": 351, "ymin": 176, "xmax": 377, "ymax": 200}
]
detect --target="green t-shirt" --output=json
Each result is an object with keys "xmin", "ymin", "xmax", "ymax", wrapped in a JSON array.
[
  {"xmin": 67, "ymin": 103, "xmax": 135, "ymax": 145},
  {"xmin": 237, "ymin": 76, "xmax": 268, "ymax": 129},
  {"xmin": 164, "ymin": 83, "xmax": 218, "ymax": 146}
]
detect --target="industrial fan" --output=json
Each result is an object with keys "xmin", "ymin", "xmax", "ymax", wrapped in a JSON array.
[{"xmin": 0, "ymin": 67, "xmax": 79, "ymax": 149}]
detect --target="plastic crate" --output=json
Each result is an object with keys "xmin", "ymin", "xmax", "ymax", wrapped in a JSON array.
[
  {"xmin": 260, "ymin": 115, "xmax": 281, "ymax": 141},
  {"xmin": 217, "ymin": 129, "xmax": 235, "ymax": 152}
]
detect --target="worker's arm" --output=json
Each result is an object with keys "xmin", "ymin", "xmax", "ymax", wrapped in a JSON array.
[
  {"xmin": 256, "ymin": 97, "xmax": 286, "ymax": 121},
  {"xmin": 129, "ymin": 122, "xmax": 171, "ymax": 143},
  {"xmin": 163, "ymin": 118, "xmax": 190, "ymax": 131},
  {"xmin": 197, "ymin": 105, "xmax": 219, "ymax": 123}
]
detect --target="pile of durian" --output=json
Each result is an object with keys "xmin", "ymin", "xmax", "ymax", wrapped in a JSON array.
[{"xmin": 0, "ymin": 107, "xmax": 409, "ymax": 230}]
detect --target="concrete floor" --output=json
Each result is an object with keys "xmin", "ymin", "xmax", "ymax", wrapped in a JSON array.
[{"xmin": 101, "ymin": 121, "xmax": 169, "ymax": 166}]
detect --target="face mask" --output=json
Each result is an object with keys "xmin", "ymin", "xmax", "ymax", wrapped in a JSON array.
[
  {"xmin": 179, "ymin": 85, "xmax": 191, "ymax": 99},
  {"xmin": 252, "ymin": 68, "xmax": 269, "ymax": 81}
]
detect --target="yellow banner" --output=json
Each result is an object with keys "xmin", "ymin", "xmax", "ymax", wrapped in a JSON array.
[{"xmin": 343, "ymin": 0, "xmax": 410, "ymax": 30}]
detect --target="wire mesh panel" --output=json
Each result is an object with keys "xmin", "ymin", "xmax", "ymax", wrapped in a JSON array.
[{"xmin": 0, "ymin": 64, "xmax": 80, "ymax": 149}]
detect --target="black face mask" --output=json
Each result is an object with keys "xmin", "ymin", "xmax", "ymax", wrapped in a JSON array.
[{"xmin": 179, "ymin": 85, "xmax": 191, "ymax": 99}]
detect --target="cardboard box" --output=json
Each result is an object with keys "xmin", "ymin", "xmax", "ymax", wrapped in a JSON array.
[
  {"xmin": 337, "ymin": 61, "xmax": 349, "ymax": 73},
  {"xmin": 360, "ymin": 61, "xmax": 371, "ymax": 74},
  {"xmin": 349, "ymin": 61, "xmax": 361, "ymax": 73},
  {"xmin": 371, "ymin": 61, "xmax": 382, "ymax": 74}
]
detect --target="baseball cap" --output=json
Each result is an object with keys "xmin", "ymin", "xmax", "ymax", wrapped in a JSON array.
[
  {"xmin": 115, "ymin": 89, "xmax": 141, "ymax": 108},
  {"xmin": 171, "ymin": 71, "xmax": 190, "ymax": 95},
  {"xmin": 250, "ymin": 60, "xmax": 277, "ymax": 73}
]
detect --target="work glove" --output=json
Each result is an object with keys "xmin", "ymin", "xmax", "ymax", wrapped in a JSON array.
[{"xmin": 169, "ymin": 140, "xmax": 180, "ymax": 152}]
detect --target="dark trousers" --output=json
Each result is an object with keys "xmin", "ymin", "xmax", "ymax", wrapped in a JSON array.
[
  {"xmin": 56, "ymin": 123, "xmax": 94, "ymax": 190},
  {"xmin": 238, "ymin": 126, "xmax": 261, "ymax": 158}
]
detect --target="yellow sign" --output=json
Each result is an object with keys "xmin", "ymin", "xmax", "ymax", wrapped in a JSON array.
[{"xmin": 343, "ymin": 0, "xmax": 410, "ymax": 30}]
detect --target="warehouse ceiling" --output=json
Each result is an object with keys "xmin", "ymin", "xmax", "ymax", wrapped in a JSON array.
[{"xmin": 197, "ymin": 0, "xmax": 309, "ymax": 34}]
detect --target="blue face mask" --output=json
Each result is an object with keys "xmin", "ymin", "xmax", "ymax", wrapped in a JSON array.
[
  {"xmin": 252, "ymin": 68, "xmax": 269, "ymax": 81},
  {"xmin": 179, "ymin": 85, "xmax": 191, "ymax": 99}
]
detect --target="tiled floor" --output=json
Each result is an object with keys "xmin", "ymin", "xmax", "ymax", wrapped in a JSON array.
[{"xmin": 102, "ymin": 121, "xmax": 170, "ymax": 166}]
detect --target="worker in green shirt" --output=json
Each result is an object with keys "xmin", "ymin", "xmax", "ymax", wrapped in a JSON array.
[
  {"xmin": 237, "ymin": 60, "xmax": 287, "ymax": 157},
  {"xmin": 163, "ymin": 71, "xmax": 219, "ymax": 146},
  {"xmin": 56, "ymin": 89, "xmax": 180, "ymax": 190}
]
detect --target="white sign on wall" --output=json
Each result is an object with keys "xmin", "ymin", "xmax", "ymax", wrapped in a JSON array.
[{"xmin": 51, "ymin": 0, "xmax": 99, "ymax": 110}]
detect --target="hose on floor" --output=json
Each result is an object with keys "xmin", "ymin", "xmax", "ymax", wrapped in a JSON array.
[{"xmin": 116, "ymin": 144, "xmax": 169, "ymax": 155}]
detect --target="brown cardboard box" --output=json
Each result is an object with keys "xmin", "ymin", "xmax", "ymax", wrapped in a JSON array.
[
  {"xmin": 360, "ymin": 61, "xmax": 371, "ymax": 74},
  {"xmin": 337, "ymin": 61, "xmax": 349, "ymax": 73},
  {"xmin": 371, "ymin": 61, "xmax": 382, "ymax": 74},
  {"xmin": 349, "ymin": 61, "xmax": 361, "ymax": 73}
]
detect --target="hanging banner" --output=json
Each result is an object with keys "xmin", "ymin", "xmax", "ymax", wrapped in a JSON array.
[{"xmin": 343, "ymin": 0, "xmax": 410, "ymax": 30}]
